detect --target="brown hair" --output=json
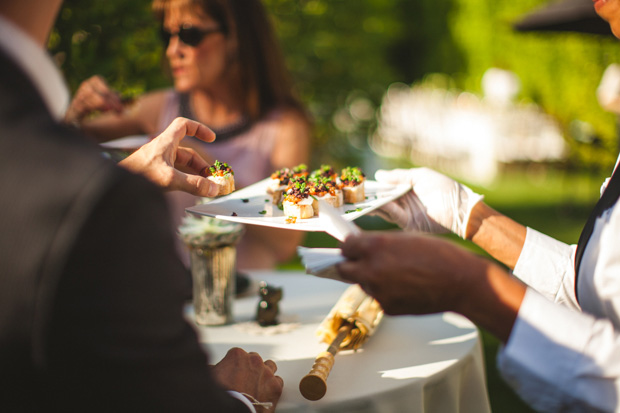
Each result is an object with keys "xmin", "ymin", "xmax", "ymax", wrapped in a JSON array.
[{"xmin": 152, "ymin": 0, "xmax": 309, "ymax": 123}]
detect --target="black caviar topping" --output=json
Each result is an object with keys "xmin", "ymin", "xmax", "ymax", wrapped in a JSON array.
[
  {"xmin": 310, "ymin": 164, "xmax": 337, "ymax": 180},
  {"xmin": 209, "ymin": 160, "xmax": 234, "ymax": 176},
  {"xmin": 271, "ymin": 167, "xmax": 291, "ymax": 185},
  {"xmin": 286, "ymin": 177, "xmax": 310, "ymax": 199}
]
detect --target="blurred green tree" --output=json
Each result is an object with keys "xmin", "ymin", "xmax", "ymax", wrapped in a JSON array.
[
  {"xmin": 50, "ymin": 0, "xmax": 620, "ymax": 172},
  {"xmin": 50, "ymin": 0, "xmax": 166, "ymax": 96},
  {"xmin": 449, "ymin": 0, "xmax": 620, "ymax": 172}
]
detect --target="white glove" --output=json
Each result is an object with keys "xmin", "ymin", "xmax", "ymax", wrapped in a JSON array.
[{"xmin": 374, "ymin": 168, "xmax": 484, "ymax": 238}]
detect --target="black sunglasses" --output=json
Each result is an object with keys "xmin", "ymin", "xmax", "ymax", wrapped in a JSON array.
[{"xmin": 160, "ymin": 25, "xmax": 221, "ymax": 48}]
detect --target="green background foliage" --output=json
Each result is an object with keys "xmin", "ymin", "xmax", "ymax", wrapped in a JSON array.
[
  {"xmin": 447, "ymin": 0, "xmax": 620, "ymax": 172},
  {"xmin": 51, "ymin": 0, "xmax": 620, "ymax": 172}
]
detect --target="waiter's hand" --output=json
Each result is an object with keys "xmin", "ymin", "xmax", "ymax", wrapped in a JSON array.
[
  {"xmin": 338, "ymin": 231, "xmax": 483, "ymax": 315},
  {"xmin": 212, "ymin": 347, "xmax": 283, "ymax": 412},
  {"xmin": 374, "ymin": 168, "xmax": 483, "ymax": 238},
  {"xmin": 119, "ymin": 117, "xmax": 219, "ymax": 197},
  {"xmin": 338, "ymin": 231, "xmax": 525, "ymax": 343}
]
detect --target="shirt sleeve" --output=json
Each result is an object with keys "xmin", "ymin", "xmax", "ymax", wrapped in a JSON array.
[
  {"xmin": 45, "ymin": 172, "xmax": 251, "ymax": 412},
  {"xmin": 228, "ymin": 391, "xmax": 257, "ymax": 413},
  {"xmin": 498, "ymin": 288, "xmax": 620, "ymax": 412},
  {"xmin": 513, "ymin": 227, "xmax": 579, "ymax": 309}
]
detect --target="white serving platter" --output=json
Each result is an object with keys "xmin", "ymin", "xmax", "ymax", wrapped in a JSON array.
[{"xmin": 186, "ymin": 178, "xmax": 410, "ymax": 232}]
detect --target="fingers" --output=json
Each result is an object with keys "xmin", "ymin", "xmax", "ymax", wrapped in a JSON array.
[
  {"xmin": 374, "ymin": 168, "xmax": 412, "ymax": 185},
  {"xmin": 165, "ymin": 117, "xmax": 216, "ymax": 147},
  {"xmin": 240, "ymin": 351, "xmax": 279, "ymax": 375},
  {"xmin": 375, "ymin": 167, "xmax": 435, "ymax": 187},
  {"xmin": 340, "ymin": 233, "xmax": 370, "ymax": 260},
  {"xmin": 171, "ymin": 147, "xmax": 219, "ymax": 196},
  {"xmin": 376, "ymin": 201, "xmax": 408, "ymax": 228},
  {"xmin": 336, "ymin": 259, "xmax": 362, "ymax": 284},
  {"xmin": 264, "ymin": 359, "xmax": 277, "ymax": 374},
  {"xmin": 126, "ymin": 118, "xmax": 217, "ymax": 195},
  {"xmin": 173, "ymin": 172, "xmax": 220, "ymax": 197},
  {"xmin": 129, "ymin": 120, "xmax": 219, "ymax": 195},
  {"xmin": 174, "ymin": 146, "xmax": 209, "ymax": 175},
  {"xmin": 214, "ymin": 347, "xmax": 283, "ymax": 402},
  {"xmin": 81, "ymin": 76, "xmax": 123, "ymax": 112},
  {"xmin": 154, "ymin": 118, "xmax": 215, "ymax": 166}
]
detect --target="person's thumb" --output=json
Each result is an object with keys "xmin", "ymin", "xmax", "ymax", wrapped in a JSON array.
[
  {"xmin": 174, "ymin": 172, "xmax": 219, "ymax": 197},
  {"xmin": 376, "ymin": 201, "xmax": 409, "ymax": 229}
]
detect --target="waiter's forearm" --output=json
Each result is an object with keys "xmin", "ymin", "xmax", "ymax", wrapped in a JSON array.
[
  {"xmin": 465, "ymin": 202, "xmax": 526, "ymax": 270},
  {"xmin": 457, "ymin": 257, "xmax": 526, "ymax": 343}
]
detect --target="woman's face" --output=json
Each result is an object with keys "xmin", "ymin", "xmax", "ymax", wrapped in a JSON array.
[
  {"xmin": 594, "ymin": 0, "xmax": 620, "ymax": 38},
  {"xmin": 163, "ymin": 6, "xmax": 230, "ymax": 93}
]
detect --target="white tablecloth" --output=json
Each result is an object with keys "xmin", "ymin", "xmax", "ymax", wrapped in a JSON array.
[{"xmin": 190, "ymin": 271, "xmax": 491, "ymax": 413}]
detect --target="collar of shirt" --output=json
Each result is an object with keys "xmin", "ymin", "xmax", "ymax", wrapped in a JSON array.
[{"xmin": 0, "ymin": 15, "xmax": 69, "ymax": 121}]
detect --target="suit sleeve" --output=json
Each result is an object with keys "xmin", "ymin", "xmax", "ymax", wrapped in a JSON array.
[{"xmin": 45, "ymin": 172, "xmax": 250, "ymax": 412}]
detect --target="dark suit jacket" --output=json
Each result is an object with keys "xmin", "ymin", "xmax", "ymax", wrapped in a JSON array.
[{"xmin": 0, "ymin": 48, "xmax": 248, "ymax": 411}]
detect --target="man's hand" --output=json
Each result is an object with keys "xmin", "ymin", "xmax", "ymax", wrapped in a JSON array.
[
  {"xmin": 119, "ymin": 117, "xmax": 219, "ymax": 197},
  {"xmin": 338, "ymin": 231, "xmax": 526, "ymax": 342},
  {"xmin": 338, "ymin": 232, "xmax": 477, "ymax": 315},
  {"xmin": 212, "ymin": 348, "xmax": 283, "ymax": 412}
]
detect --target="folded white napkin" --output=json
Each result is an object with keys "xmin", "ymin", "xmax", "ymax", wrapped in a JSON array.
[
  {"xmin": 297, "ymin": 246, "xmax": 351, "ymax": 283},
  {"xmin": 297, "ymin": 199, "xmax": 363, "ymax": 282},
  {"xmin": 317, "ymin": 199, "xmax": 361, "ymax": 241}
]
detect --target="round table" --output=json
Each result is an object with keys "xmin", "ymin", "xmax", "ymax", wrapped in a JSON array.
[{"xmin": 189, "ymin": 271, "xmax": 491, "ymax": 413}]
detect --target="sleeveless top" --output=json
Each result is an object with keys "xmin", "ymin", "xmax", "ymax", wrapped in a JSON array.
[{"xmin": 157, "ymin": 90, "xmax": 284, "ymax": 268}]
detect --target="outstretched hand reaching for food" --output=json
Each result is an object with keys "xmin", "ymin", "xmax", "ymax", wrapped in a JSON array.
[{"xmin": 119, "ymin": 117, "xmax": 219, "ymax": 197}]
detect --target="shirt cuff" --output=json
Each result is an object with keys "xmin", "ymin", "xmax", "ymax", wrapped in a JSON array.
[
  {"xmin": 227, "ymin": 391, "xmax": 257, "ymax": 413},
  {"xmin": 513, "ymin": 227, "xmax": 577, "ymax": 306},
  {"xmin": 498, "ymin": 288, "xmax": 594, "ymax": 411}
]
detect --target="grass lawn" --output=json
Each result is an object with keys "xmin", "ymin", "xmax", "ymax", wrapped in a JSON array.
[{"xmin": 278, "ymin": 164, "xmax": 608, "ymax": 412}]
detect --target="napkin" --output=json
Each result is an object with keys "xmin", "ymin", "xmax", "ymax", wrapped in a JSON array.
[
  {"xmin": 317, "ymin": 199, "xmax": 361, "ymax": 242},
  {"xmin": 297, "ymin": 246, "xmax": 350, "ymax": 283},
  {"xmin": 298, "ymin": 200, "xmax": 362, "ymax": 282}
]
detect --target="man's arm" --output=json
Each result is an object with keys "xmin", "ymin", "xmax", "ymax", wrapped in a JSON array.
[{"xmin": 45, "ymin": 171, "xmax": 279, "ymax": 411}]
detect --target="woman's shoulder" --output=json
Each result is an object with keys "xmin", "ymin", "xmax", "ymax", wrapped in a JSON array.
[
  {"xmin": 137, "ymin": 88, "xmax": 176, "ymax": 107},
  {"xmin": 130, "ymin": 88, "xmax": 177, "ymax": 134},
  {"xmin": 262, "ymin": 105, "xmax": 311, "ymax": 129},
  {"xmin": 262, "ymin": 106, "xmax": 311, "ymax": 154}
]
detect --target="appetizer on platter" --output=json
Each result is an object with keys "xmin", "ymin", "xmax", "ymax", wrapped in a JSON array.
[
  {"xmin": 309, "ymin": 175, "xmax": 343, "ymax": 215},
  {"xmin": 292, "ymin": 163, "xmax": 309, "ymax": 179},
  {"xmin": 282, "ymin": 177, "xmax": 314, "ymax": 219},
  {"xmin": 207, "ymin": 160, "xmax": 235, "ymax": 196},
  {"xmin": 267, "ymin": 167, "xmax": 292, "ymax": 205},
  {"xmin": 340, "ymin": 166, "xmax": 365, "ymax": 204},
  {"xmin": 310, "ymin": 164, "xmax": 338, "ymax": 182}
]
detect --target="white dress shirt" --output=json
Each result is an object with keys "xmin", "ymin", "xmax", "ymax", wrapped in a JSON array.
[
  {"xmin": 498, "ymin": 159, "xmax": 620, "ymax": 412},
  {"xmin": 0, "ymin": 15, "xmax": 69, "ymax": 120}
]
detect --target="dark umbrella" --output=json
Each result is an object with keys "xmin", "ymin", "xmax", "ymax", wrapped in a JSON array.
[{"xmin": 513, "ymin": 0, "xmax": 614, "ymax": 36}]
